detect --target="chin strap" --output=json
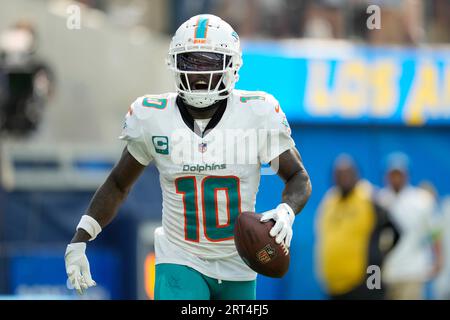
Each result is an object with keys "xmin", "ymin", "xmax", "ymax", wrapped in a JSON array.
[
  {"xmin": 183, "ymin": 98, "xmax": 221, "ymax": 111},
  {"xmin": 180, "ymin": 82, "xmax": 229, "ymax": 109},
  {"xmin": 182, "ymin": 95, "xmax": 219, "ymax": 109}
]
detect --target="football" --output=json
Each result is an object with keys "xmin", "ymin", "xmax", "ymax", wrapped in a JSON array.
[{"xmin": 234, "ymin": 211, "xmax": 290, "ymax": 278}]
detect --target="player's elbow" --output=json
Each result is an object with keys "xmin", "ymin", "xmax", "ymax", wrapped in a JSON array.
[
  {"xmin": 286, "ymin": 168, "xmax": 312, "ymax": 201},
  {"xmin": 302, "ymin": 170, "xmax": 312, "ymax": 201}
]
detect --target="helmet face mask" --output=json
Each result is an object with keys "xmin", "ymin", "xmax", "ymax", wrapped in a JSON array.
[
  {"xmin": 177, "ymin": 52, "xmax": 231, "ymax": 92},
  {"xmin": 167, "ymin": 15, "xmax": 242, "ymax": 109},
  {"xmin": 171, "ymin": 51, "xmax": 235, "ymax": 107}
]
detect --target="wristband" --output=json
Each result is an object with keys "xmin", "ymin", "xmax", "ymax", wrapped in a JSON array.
[{"xmin": 76, "ymin": 215, "xmax": 102, "ymax": 241}]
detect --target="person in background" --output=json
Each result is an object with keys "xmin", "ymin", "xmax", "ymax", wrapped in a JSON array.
[
  {"xmin": 418, "ymin": 180, "xmax": 445, "ymax": 299},
  {"xmin": 434, "ymin": 196, "xmax": 450, "ymax": 299},
  {"xmin": 377, "ymin": 152, "xmax": 443, "ymax": 300},
  {"xmin": 0, "ymin": 20, "xmax": 54, "ymax": 137},
  {"xmin": 316, "ymin": 154, "xmax": 399, "ymax": 300}
]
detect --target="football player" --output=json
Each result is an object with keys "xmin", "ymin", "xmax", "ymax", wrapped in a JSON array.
[{"xmin": 65, "ymin": 14, "xmax": 312, "ymax": 300}]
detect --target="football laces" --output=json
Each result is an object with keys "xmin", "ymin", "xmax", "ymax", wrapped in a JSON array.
[{"xmin": 280, "ymin": 241, "xmax": 289, "ymax": 256}]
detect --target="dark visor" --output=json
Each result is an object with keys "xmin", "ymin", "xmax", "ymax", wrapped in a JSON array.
[{"xmin": 177, "ymin": 52, "xmax": 230, "ymax": 71}]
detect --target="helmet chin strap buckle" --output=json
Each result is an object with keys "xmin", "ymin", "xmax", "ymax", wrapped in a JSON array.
[
  {"xmin": 181, "ymin": 85, "xmax": 229, "ymax": 109},
  {"xmin": 182, "ymin": 95, "xmax": 218, "ymax": 109}
]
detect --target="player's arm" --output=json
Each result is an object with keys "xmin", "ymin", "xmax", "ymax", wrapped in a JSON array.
[
  {"xmin": 260, "ymin": 147, "xmax": 312, "ymax": 247},
  {"xmin": 274, "ymin": 147, "xmax": 311, "ymax": 214},
  {"xmin": 65, "ymin": 147, "xmax": 145, "ymax": 294},
  {"xmin": 70, "ymin": 147, "xmax": 145, "ymax": 242}
]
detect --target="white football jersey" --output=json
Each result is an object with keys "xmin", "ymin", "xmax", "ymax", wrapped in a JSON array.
[{"xmin": 120, "ymin": 89, "xmax": 295, "ymax": 280}]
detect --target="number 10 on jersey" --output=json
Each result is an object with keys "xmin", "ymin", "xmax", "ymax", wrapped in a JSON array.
[{"xmin": 175, "ymin": 176, "xmax": 241, "ymax": 242}]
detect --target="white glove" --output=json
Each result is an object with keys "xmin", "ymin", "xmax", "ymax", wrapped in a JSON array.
[
  {"xmin": 260, "ymin": 203, "xmax": 295, "ymax": 247},
  {"xmin": 65, "ymin": 242, "xmax": 96, "ymax": 295}
]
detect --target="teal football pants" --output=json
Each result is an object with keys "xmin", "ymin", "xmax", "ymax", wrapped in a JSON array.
[{"xmin": 155, "ymin": 263, "xmax": 256, "ymax": 300}]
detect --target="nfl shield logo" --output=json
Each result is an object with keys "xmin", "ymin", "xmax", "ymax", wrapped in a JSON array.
[
  {"xmin": 256, "ymin": 244, "xmax": 277, "ymax": 264},
  {"xmin": 198, "ymin": 142, "xmax": 207, "ymax": 153}
]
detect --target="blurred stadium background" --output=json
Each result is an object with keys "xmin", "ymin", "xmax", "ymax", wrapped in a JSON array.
[{"xmin": 0, "ymin": 0, "xmax": 449, "ymax": 299}]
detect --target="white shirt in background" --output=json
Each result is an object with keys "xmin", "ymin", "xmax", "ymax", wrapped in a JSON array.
[
  {"xmin": 377, "ymin": 185, "xmax": 436, "ymax": 283},
  {"xmin": 434, "ymin": 197, "xmax": 450, "ymax": 299}
]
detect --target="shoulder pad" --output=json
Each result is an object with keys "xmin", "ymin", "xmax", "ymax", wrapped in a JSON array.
[
  {"xmin": 120, "ymin": 93, "xmax": 175, "ymax": 141},
  {"xmin": 234, "ymin": 90, "xmax": 281, "ymax": 118},
  {"xmin": 130, "ymin": 93, "xmax": 176, "ymax": 120}
]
